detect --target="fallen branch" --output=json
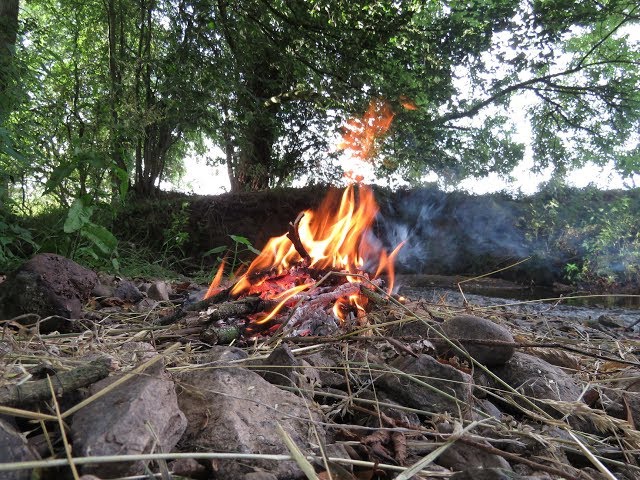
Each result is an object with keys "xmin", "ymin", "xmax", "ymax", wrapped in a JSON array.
[
  {"xmin": 0, "ymin": 357, "xmax": 112, "ymax": 407},
  {"xmin": 200, "ymin": 325, "xmax": 242, "ymax": 345},
  {"xmin": 207, "ymin": 296, "xmax": 273, "ymax": 323},
  {"xmin": 154, "ymin": 287, "xmax": 231, "ymax": 326},
  {"xmin": 284, "ymin": 282, "xmax": 362, "ymax": 330}
]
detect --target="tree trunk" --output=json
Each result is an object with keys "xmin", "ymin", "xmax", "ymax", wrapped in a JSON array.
[
  {"xmin": 0, "ymin": 0, "xmax": 20, "ymax": 207},
  {"xmin": 233, "ymin": 58, "xmax": 283, "ymax": 192},
  {"xmin": 105, "ymin": 0, "xmax": 128, "ymax": 198},
  {"xmin": 0, "ymin": 0, "xmax": 19, "ymax": 98}
]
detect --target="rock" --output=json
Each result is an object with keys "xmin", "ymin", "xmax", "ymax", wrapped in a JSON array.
[
  {"xmin": 0, "ymin": 419, "xmax": 40, "ymax": 480},
  {"xmin": 243, "ymin": 473, "xmax": 279, "ymax": 480},
  {"xmin": 113, "ymin": 280, "xmax": 144, "ymax": 303},
  {"xmin": 300, "ymin": 347, "xmax": 347, "ymax": 388},
  {"xmin": 0, "ymin": 253, "xmax": 98, "ymax": 332},
  {"xmin": 377, "ymin": 354, "xmax": 474, "ymax": 416},
  {"xmin": 169, "ymin": 458, "xmax": 207, "ymax": 478},
  {"xmin": 257, "ymin": 344, "xmax": 301, "ymax": 387},
  {"xmin": 71, "ymin": 353, "xmax": 186, "ymax": 478},
  {"xmin": 449, "ymin": 468, "xmax": 519, "ymax": 480},
  {"xmin": 147, "ymin": 281, "xmax": 171, "ymax": 302},
  {"xmin": 599, "ymin": 388, "xmax": 640, "ymax": 428},
  {"xmin": 438, "ymin": 440, "xmax": 512, "ymax": 472},
  {"xmin": 92, "ymin": 282, "xmax": 113, "ymax": 298},
  {"xmin": 492, "ymin": 353, "xmax": 587, "ymax": 427},
  {"xmin": 196, "ymin": 345, "xmax": 249, "ymax": 364},
  {"xmin": 177, "ymin": 367, "xmax": 325, "ymax": 479},
  {"xmin": 439, "ymin": 315, "xmax": 515, "ymax": 367}
]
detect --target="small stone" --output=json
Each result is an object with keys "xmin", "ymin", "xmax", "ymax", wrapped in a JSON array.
[
  {"xmin": 492, "ymin": 352, "xmax": 591, "ymax": 430},
  {"xmin": 92, "ymin": 283, "xmax": 113, "ymax": 298},
  {"xmin": 257, "ymin": 343, "xmax": 301, "ymax": 387},
  {"xmin": 147, "ymin": 281, "xmax": 171, "ymax": 301},
  {"xmin": 439, "ymin": 315, "xmax": 515, "ymax": 366},
  {"xmin": 449, "ymin": 468, "xmax": 518, "ymax": 480},
  {"xmin": 243, "ymin": 473, "xmax": 279, "ymax": 480},
  {"xmin": 71, "ymin": 359, "xmax": 186, "ymax": 478},
  {"xmin": 113, "ymin": 280, "xmax": 144, "ymax": 303},
  {"xmin": 196, "ymin": 345, "xmax": 249, "ymax": 364},
  {"xmin": 301, "ymin": 347, "xmax": 347, "ymax": 388},
  {"xmin": 169, "ymin": 458, "xmax": 207, "ymax": 478}
]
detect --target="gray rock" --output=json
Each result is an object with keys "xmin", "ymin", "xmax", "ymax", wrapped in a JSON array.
[
  {"xmin": 113, "ymin": 280, "xmax": 144, "ymax": 303},
  {"xmin": 0, "ymin": 253, "xmax": 98, "ymax": 332},
  {"xmin": 177, "ymin": 367, "xmax": 325, "ymax": 479},
  {"xmin": 599, "ymin": 388, "xmax": 640, "ymax": 429},
  {"xmin": 377, "ymin": 354, "xmax": 474, "ymax": 416},
  {"xmin": 300, "ymin": 347, "xmax": 347, "ymax": 388},
  {"xmin": 92, "ymin": 282, "xmax": 114, "ymax": 298},
  {"xmin": 196, "ymin": 345, "xmax": 249, "ymax": 364},
  {"xmin": 243, "ymin": 473, "xmax": 279, "ymax": 480},
  {"xmin": 257, "ymin": 344, "xmax": 301, "ymax": 387},
  {"xmin": 450, "ymin": 468, "xmax": 520, "ymax": 480},
  {"xmin": 438, "ymin": 440, "xmax": 512, "ymax": 472},
  {"xmin": 0, "ymin": 419, "xmax": 40, "ymax": 480},
  {"xmin": 169, "ymin": 458, "xmax": 207, "ymax": 478},
  {"xmin": 147, "ymin": 281, "xmax": 171, "ymax": 301},
  {"xmin": 439, "ymin": 315, "xmax": 515, "ymax": 367},
  {"xmin": 492, "ymin": 353, "xmax": 587, "ymax": 427},
  {"xmin": 243, "ymin": 472, "xmax": 278, "ymax": 480},
  {"xmin": 71, "ymin": 360, "xmax": 186, "ymax": 478}
]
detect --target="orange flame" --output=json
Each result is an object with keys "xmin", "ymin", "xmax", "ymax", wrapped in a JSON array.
[
  {"xmin": 205, "ymin": 98, "xmax": 408, "ymax": 329},
  {"xmin": 204, "ymin": 260, "xmax": 226, "ymax": 299},
  {"xmin": 228, "ymin": 184, "xmax": 400, "ymax": 302},
  {"xmin": 337, "ymin": 98, "xmax": 395, "ymax": 160}
]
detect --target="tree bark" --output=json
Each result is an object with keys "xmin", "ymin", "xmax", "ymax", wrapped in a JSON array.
[
  {"xmin": 0, "ymin": 0, "xmax": 19, "ymax": 97},
  {"xmin": 0, "ymin": 0, "xmax": 20, "ymax": 207}
]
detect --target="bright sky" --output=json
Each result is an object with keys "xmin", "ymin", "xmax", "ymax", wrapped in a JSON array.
[{"xmin": 169, "ymin": 124, "xmax": 638, "ymax": 196}]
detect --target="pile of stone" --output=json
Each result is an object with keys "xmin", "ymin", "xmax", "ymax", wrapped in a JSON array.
[{"xmin": 1, "ymin": 254, "xmax": 638, "ymax": 480}]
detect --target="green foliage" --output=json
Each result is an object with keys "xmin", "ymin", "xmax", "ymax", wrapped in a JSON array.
[
  {"xmin": 62, "ymin": 197, "xmax": 119, "ymax": 270},
  {"xmin": 0, "ymin": 212, "xmax": 38, "ymax": 271},
  {"xmin": 524, "ymin": 181, "xmax": 640, "ymax": 288},
  {"xmin": 162, "ymin": 202, "xmax": 191, "ymax": 257}
]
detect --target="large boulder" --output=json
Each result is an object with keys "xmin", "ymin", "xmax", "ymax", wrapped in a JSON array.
[
  {"xmin": 177, "ymin": 366, "xmax": 325, "ymax": 479},
  {"xmin": 0, "ymin": 253, "xmax": 97, "ymax": 332}
]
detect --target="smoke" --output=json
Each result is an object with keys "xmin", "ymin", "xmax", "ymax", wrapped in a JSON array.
[{"xmin": 374, "ymin": 188, "xmax": 529, "ymax": 275}]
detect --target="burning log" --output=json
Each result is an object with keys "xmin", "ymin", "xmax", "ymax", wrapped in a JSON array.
[
  {"xmin": 286, "ymin": 212, "xmax": 312, "ymax": 264},
  {"xmin": 207, "ymin": 296, "xmax": 273, "ymax": 323},
  {"xmin": 283, "ymin": 282, "xmax": 364, "ymax": 335}
]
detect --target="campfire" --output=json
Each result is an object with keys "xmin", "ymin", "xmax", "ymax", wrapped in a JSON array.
[
  {"xmin": 202, "ymin": 184, "xmax": 403, "ymax": 339},
  {"xmin": 200, "ymin": 99, "xmax": 404, "ymax": 341}
]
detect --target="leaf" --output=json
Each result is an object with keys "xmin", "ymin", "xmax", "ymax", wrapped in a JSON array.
[
  {"xmin": 203, "ymin": 245, "xmax": 228, "ymax": 256},
  {"xmin": 64, "ymin": 198, "xmax": 94, "ymax": 233},
  {"xmin": 79, "ymin": 223, "xmax": 118, "ymax": 255},
  {"xmin": 44, "ymin": 162, "xmax": 77, "ymax": 195},
  {"xmin": 229, "ymin": 234, "xmax": 261, "ymax": 254}
]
